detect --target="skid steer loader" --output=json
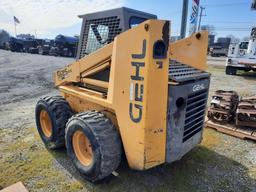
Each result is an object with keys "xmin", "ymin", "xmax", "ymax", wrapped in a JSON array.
[{"xmin": 35, "ymin": 7, "xmax": 210, "ymax": 182}]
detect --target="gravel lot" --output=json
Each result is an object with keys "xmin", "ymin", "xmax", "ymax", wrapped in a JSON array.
[{"xmin": 0, "ymin": 50, "xmax": 255, "ymax": 192}]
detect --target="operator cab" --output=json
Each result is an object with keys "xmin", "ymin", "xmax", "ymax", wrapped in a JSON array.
[{"xmin": 76, "ymin": 7, "xmax": 157, "ymax": 59}]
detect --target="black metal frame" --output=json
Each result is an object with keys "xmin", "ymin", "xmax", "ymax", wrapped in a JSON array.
[{"xmin": 76, "ymin": 7, "xmax": 157, "ymax": 59}]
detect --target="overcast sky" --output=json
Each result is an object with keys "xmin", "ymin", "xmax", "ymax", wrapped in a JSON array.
[{"xmin": 0, "ymin": 0, "xmax": 255, "ymax": 39}]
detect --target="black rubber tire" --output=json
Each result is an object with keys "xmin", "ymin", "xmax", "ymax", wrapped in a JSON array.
[
  {"xmin": 225, "ymin": 66, "xmax": 237, "ymax": 75},
  {"xmin": 35, "ymin": 96, "xmax": 73, "ymax": 149},
  {"xmin": 66, "ymin": 111, "xmax": 122, "ymax": 182}
]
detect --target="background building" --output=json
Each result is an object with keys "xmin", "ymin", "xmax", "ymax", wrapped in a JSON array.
[
  {"xmin": 217, "ymin": 37, "xmax": 231, "ymax": 49},
  {"xmin": 208, "ymin": 35, "xmax": 215, "ymax": 47}
]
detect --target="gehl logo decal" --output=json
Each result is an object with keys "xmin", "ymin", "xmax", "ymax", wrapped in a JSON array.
[
  {"xmin": 57, "ymin": 67, "xmax": 72, "ymax": 80},
  {"xmin": 129, "ymin": 40, "xmax": 146, "ymax": 123}
]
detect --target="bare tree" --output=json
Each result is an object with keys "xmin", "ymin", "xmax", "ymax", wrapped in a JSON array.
[
  {"xmin": 226, "ymin": 34, "xmax": 240, "ymax": 44},
  {"xmin": 200, "ymin": 25, "xmax": 216, "ymax": 35},
  {"xmin": 242, "ymin": 36, "xmax": 250, "ymax": 42}
]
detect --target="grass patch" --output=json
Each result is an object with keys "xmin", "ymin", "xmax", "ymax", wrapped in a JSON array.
[
  {"xmin": 201, "ymin": 129, "xmax": 221, "ymax": 148},
  {"xmin": 62, "ymin": 181, "xmax": 84, "ymax": 191},
  {"xmin": 207, "ymin": 66, "xmax": 224, "ymax": 73},
  {"xmin": 0, "ymin": 127, "xmax": 254, "ymax": 192},
  {"xmin": 0, "ymin": 127, "xmax": 76, "ymax": 192}
]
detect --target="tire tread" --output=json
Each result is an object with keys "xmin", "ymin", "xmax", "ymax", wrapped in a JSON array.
[
  {"xmin": 36, "ymin": 96, "xmax": 72, "ymax": 149},
  {"xmin": 67, "ymin": 111, "xmax": 121, "ymax": 181}
]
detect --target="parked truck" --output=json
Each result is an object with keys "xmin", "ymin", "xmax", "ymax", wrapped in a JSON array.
[
  {"xmin": 226, "ymin": 27, "xmax": 256, "ymax": 75},
  {"xmin": 49, "ymin": 35, "xmax": 78, "ymax": 57},
  {"xmin": 9, "ymin": 37, "xmax": 24, "ymax": 52},
  {"xmin": 210, "ymin": 43, "xmax": 228, "ymax": 57},
  {"xmin": 38, "ymin": 39, "xmax": 54, "ymax": 55},
  {"xmin": 26, "ymin": 39, "xmax": 44, "ymax": 54},
  {"xmin": 228, "ymin": 41, "xmax": 249, "ymax": 58},
  {"xmin": 9, "ymin": 37, "xmax": 43, "ymax": 53}
]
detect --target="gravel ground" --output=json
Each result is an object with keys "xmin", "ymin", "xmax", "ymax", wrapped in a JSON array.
[{"xmin": 0, "ymin": 50, "xmax": 255, "ymax": 192}]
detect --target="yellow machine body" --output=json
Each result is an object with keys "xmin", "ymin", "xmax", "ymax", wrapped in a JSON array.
[{"xmin": 53, "ymin": 20, "xmax": 208, "ymax": 170}]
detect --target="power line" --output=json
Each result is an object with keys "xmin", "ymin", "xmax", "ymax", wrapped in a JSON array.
[
  {"xmin": 202, "ymin": 26, "xmax": 251, "ymax": 29},
  {"xmin": 200, "ymin": 25, "xmax": 252, "ymax": 31},
  {"xmin": 202, "ymin": 21, "xmax": 254, "ymax": 24},
  {"xmin": 215, "ymin": 28, "xmax": 251, "ymax": 29},
  {"xmin": 199, "ymin": 1, "xmax": 253, "ymax": 33},
  {"xmin": 214, "ymin": 29, "xmax": 250, "ymax": 31},
  {"xmin": 203, "ymin": 28, "xmax": 251, "ymax": 31},
  {"xmin": 202, "ymin": 2, "xmax": 247, "ymax": 7},
  {"xmin": 204, "ymin": 24, "xmax": 253, "ymax": 28},
  {"xmin": 204, "ymin": 0, "xmax": 250, "ymax": 2}
]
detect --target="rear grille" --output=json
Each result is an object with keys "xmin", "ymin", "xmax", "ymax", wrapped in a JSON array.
[
  {"xmin": 169, "ymin": 61, "xmax": 209, "ymax": 83},
  {"xmin": 183, "ymin": 89, "xmax": 208, "ymax": 142}
]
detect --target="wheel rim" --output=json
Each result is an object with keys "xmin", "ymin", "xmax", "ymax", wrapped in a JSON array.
[
  {"xmin": 40, "ymin": 110, "xmax": 53, "ymax": 138},
  {"xmin": 72, "ymin": 130, "xmax": 93, "ymax": 166}
]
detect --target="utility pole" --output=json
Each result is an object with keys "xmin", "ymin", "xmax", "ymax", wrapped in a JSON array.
[
  {"xmin": 180, "ymin": 0, "xmax": 189, "ymax": 39},
  {"xmin": 252, "ymin": 0, "xmax": 256, "ymax": 10},
  {"xmin": 197, "ymin": 6, "xmax": 205, "ymax": 32},
  {"xmin": 14, "ymin": 21, "xmax": 17, "ymax": 37},
  {"xmin": 34, "ymin": 29, "xmax": 37, "ymax": 39}
]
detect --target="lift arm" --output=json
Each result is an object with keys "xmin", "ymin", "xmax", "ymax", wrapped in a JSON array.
[{"xmin": 54, "ymin": 42, "xmax": 113, "ymax": 86}]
